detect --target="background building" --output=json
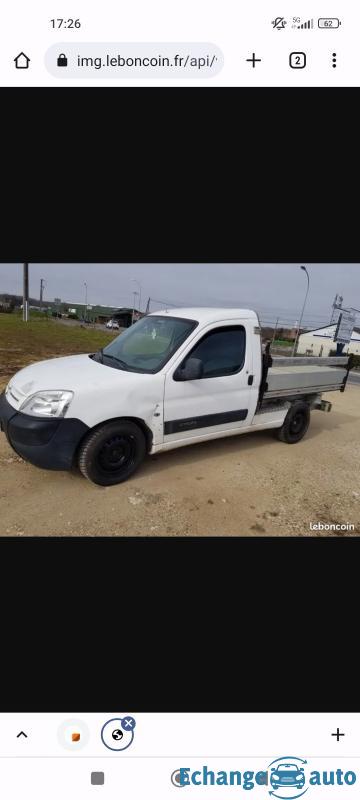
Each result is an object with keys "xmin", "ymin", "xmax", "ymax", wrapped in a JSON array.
[
  {"xmin": 297, "ymin": 324, "xmax": 360, "ymax": 356},
  {"xmin": 62, "ymin": 304, "xmax": 135, "ymax": 326}
]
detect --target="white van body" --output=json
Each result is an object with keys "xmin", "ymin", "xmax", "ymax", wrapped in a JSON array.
[{"xmin": 0, "ymin": 308, "xmax": 351, "ymax": 484}]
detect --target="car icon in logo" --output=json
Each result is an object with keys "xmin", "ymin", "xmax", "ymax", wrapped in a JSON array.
[{"xmin": 270, "ymin": 763, "xmax": 305, "ymax": 790}]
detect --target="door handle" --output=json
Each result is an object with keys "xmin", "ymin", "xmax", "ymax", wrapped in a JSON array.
[{"xmin": 248, "ymin": 374, "xmax": 254, "ymax": 385}]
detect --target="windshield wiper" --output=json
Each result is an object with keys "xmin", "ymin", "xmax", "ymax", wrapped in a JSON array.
[
  {"xmin": 90, "ymin": 350, "xmax": 104, "ymax": 363},
  {"xmin": 102, "ymin": 353, "xmax": 130, "ymax": 370}
]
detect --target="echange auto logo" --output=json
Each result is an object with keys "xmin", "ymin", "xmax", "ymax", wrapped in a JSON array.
[{"xmin": 177, "ymin": 756, "xmax": 357, "ymax": 796}]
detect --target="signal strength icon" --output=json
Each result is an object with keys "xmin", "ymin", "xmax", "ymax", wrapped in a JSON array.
[{"xmin": 297, "ymin": 18, "xmax": 314, "ymax": 28}]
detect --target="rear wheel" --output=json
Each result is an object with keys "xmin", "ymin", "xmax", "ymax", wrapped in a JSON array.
[
  {"xmin": 78, "ymin": 420, "xmax": 146, "ymax": 485},
  {"xmin": 275, "ymin": 401, "xmax": 310, "ymax": 443}
]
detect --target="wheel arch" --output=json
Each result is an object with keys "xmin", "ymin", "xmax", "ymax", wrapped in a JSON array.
[
  {"xmin": 275, "ymin": 399, "xmax": 311, "ymax": 444},
  {"xmin": 75, "ymin": 415, "xmax": 154, "ymax": 459}
]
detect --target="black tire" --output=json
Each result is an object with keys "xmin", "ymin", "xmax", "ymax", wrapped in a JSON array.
[
  {"xmin": 275, "ymin": 401, "xmax": 310, "ymax": 444},
  {"xmin": 78, "ymin": 420, "xmax": 146, "ymax": 485}
]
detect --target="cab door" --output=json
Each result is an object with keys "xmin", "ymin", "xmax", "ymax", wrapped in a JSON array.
[{"xmin": 163, "ymin": 323, "xmax": 258, "ymax": 444}]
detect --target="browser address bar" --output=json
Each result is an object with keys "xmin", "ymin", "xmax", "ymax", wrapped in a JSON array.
[{"xmin": 45, "ymin": 43, "xmax": 224, "ymax": 78}]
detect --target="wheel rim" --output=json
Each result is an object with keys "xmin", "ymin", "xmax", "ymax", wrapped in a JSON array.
[
  {"xmin": 290, "ymin": 411, "xmax": 305, "ymax": 435},
  {"xmin": 97, "ymin": 434, "xmax": 136, "ymax": 473}
]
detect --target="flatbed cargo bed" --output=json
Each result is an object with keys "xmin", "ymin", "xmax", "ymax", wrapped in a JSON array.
[
  {"xmin": 260, "ymin": 351, "xmax": 353, "ymax": 403},
  {"xmin": 266, "ymin": 364, "xmax": 347, "ymax": 397}
]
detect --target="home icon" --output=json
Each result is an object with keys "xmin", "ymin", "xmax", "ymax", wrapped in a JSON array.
[{"xmin": 14, "ymin": 52, "xmax": 30, "ymax": 69}]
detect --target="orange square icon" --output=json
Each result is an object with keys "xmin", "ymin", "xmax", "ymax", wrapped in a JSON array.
[{"xmin": 72, "ymin": 732, "xmax": 81, "ymax": 742}]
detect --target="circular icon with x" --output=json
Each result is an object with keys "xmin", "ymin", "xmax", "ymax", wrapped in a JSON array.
[{"xmin": 101, "ymin": 717, "xmax": 136, "ymax": 751}]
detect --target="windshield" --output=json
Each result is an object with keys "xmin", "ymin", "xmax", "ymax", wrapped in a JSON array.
[
  {"xmin": 278, "ymin": 765, "xmax": 298, "ymax": 771},
  {"xmin": 98, "ymin": 315, "xmax": 198, "ymax": 373}
]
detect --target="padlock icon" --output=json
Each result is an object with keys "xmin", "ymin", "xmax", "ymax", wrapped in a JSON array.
[{"xmin": 57, "ymin": 53, "xmax": 68, "ymax": 67}]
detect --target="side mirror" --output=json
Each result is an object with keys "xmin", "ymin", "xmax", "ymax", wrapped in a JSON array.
[{"xmin": 175, "ymin": 357, "xmax": 204, "ymax": 381}]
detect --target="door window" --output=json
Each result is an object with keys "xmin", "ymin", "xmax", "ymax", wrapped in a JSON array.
[{"xmin": 176, "ymin": 326, "xmax": 246, "ymax": 379}]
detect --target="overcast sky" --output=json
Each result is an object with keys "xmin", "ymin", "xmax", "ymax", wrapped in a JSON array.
[{"xmin": 0, "ymin": 263, "xmax": 359, "ymax": 328}]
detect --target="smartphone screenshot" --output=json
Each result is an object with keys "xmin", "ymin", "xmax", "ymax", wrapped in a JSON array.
[
  {"xmin": 0, "ymin": 0, "xmax": 357, "ymax": 86},
  {"xmin": 0, "ymin": 0, "xmax": 357, "ymax": 785}
]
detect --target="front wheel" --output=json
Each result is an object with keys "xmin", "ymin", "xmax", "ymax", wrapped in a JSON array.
[
  {"xmin": 275, "ymin": 401, "xmax": 310, "ymax": 444},
  {"xmin": 78, "ymin": 420, "xmax": 146, "ymax": 485}
]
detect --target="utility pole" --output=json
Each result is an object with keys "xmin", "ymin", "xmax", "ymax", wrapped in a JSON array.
[
  {"xmin": 132, "ymin": 279, "xmax": 142, "ymax": 313},
  {"xmin": 271, "ymin": 317, "xmax": 279, "ymax": 346},
  {"xmin": 84, "ymin": 282, "xmax": 88, "ymax": 321},
  {"xmin": 292, "ymin": 265, "xmax": 310, "ymax": 356},
  {"xmin": 132, "ymin": 291, "xmax": 138, "ymax": 324},
  {"xmin": 330, "ymin": 294, "xmax": 338, "ymax": 324},
  {"xmin": 23, "ymin": 262, "xmax": 29, "ymax": 322},
  {"xmin": 40, "ymin": 278, "xmax": 45, "ymax": 310}
]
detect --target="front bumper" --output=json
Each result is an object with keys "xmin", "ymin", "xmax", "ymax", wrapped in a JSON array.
[
  {"xmin": 271, "ymin": 781, "xmax": 304, "ymax": 789},
  {"xmin": 0, "ymin": 391, "xmax": 89, "ymax": 471}
]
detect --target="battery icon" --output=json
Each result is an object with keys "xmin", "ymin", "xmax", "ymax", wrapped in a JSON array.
[{"xmin": 318, "ymin": 18, "xmax": 341, "ymax": 28}]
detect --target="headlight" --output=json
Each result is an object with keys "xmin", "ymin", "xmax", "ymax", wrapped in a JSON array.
[
  {"xmin": 272, "ymin": 775, "xmax": 279, "ymax": 780},
  {"xmin": 20, "ymin": 390, "xmax": 74, "ymax": 418}
]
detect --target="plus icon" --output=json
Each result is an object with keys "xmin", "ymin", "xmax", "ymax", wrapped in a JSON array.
[
  {"xmin": 331, "ymin": 728, "xmax": 345, "ymax": 741},
  {"xmin": 246, "ymin": 53, "xmax": 262, "ymax": 67}
]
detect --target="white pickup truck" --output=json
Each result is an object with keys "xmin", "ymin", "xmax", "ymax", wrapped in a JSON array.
[{"xmin": 0, "ymin": 308, "xmax": 353, "ymax": 485}]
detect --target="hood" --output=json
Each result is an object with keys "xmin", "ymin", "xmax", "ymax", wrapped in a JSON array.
[{"xmin": 6, "ymin": 353, "xmax": 150, "ymax": 410}]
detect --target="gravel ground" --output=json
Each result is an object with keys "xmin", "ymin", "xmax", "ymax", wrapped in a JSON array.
[{"xmin": 0, "ymin": 387, "xmax": 359, "ymax": 537}]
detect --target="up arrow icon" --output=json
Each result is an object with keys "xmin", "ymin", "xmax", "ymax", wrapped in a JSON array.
[{"xmin": 16, "ymin": 731, "xmax": 28, "ymax": 738}]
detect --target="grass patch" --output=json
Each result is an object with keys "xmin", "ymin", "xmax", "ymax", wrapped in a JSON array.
[{"xmin": 0, "ymin": 313, "xmax": 119, "ymax": 389}]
